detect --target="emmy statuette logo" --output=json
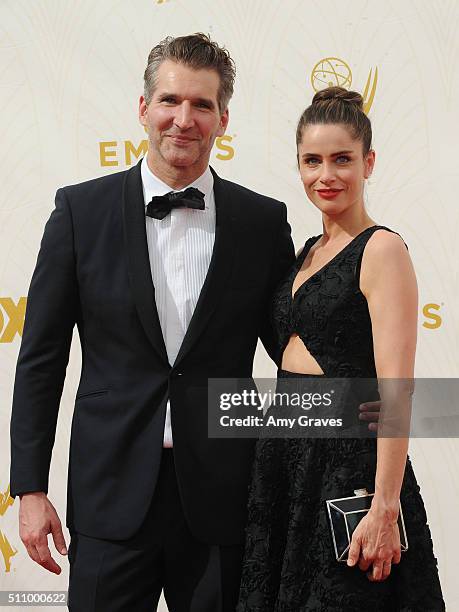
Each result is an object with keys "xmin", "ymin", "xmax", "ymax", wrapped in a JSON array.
[{"xmin": 310, "ymin": 57, "xmax": 378, "ymax": 114}]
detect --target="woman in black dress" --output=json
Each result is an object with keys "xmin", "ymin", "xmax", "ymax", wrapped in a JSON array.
[{"xmin": 237, "ymin": 87, "xmax": 445, "ymax": 611}]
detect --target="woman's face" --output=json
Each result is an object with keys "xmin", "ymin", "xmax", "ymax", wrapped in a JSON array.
[{"xmin": 297, "ymin": 123, "xmax": 375, "ymax": 216}]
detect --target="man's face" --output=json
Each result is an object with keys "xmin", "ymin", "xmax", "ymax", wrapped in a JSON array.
[{"xmin": 139, "ymin": 60, "xmax": 229, "ymax": 177}]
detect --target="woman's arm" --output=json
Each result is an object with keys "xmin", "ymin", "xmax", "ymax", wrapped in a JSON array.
[{"xmin": 347, "ymin": 229, "xmax": 418, "ymax": 581}]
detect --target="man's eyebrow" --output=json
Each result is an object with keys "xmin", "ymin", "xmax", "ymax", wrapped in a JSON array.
[
  {"xmin": 157, "ymin": 93, "xmax": 215, "ymax": 107},
  {"xmin": 157, "ymin": 92, "xmax": 177, "ymax": 100}
]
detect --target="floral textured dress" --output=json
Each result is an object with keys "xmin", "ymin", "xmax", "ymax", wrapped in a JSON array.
[{"xmin": 237, "ymin": 226, "xmax": 445, "ymax": 611}]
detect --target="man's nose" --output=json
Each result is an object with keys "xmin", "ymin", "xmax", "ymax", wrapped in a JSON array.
[{"xmin": 174, "ymin": 101, "xmax": 194, "ymax": 129}]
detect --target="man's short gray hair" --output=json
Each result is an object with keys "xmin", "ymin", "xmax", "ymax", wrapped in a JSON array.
[{"xmin": 143, "ymin": 32, "xmax": 235, "ymax": 114}]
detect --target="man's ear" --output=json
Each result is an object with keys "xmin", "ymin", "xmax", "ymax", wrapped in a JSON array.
[
  {"xmin": 217, "ymin": 108, "xmax": 229, "ymax": 137},
  {"xmin": 139, "ymin": 96, "xmax": 148, "ymax": 127}
]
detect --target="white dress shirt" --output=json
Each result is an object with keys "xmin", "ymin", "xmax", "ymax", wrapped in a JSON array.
[{"xmin": 140, "ymin": 156, "xmax": 216, "ymax": 447}]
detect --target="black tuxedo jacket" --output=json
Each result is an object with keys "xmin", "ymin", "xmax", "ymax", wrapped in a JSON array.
[{"xmin": 10, "ymin": 159, "xmax": 294, "ymax": 545}]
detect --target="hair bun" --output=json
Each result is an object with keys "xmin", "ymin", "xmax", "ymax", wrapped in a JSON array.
[{"xmin": 312, "ymin": 86, "xmax": 364, "ymax": 110}]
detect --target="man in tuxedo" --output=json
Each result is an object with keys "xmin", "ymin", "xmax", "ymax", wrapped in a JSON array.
[{"xmin": 10, "ymin": 33, "xmax": 294, "ymax": 611}]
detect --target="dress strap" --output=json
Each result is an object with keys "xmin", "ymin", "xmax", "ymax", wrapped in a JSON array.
[
  {"xmin": 354, "ymin": 225, "xmax": 408, "ymax": 284},
  {"xmin": 295, "ymin": 235, "xmax": 321, "ymax": 270}
]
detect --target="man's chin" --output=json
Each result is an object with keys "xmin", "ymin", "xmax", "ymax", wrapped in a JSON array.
[
  {"xmin": 163, "ymin": 150, "xmax": 203, "ymax": 169},
  {"xmin": 169, "ymin": 158, "xmax": 198, "ymax": 169}
]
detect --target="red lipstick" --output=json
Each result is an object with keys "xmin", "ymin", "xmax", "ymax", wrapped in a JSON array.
[{"xmin": 316, "ymin": 189, "xmax": 342, "ymax": 200}]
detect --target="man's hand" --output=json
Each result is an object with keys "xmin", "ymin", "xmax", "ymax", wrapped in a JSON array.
[
  {"xmin": 18, "ymin": 492, "xmax": 67, "ymax": 574},
  {"xmin": 359, "ymin": 400, "xmax": 381, "ymax": 432}
]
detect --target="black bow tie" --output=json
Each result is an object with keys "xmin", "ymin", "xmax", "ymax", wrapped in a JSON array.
[{"xmin": 146, "ymin": 187, "xmax": 205, "ymax": 220}]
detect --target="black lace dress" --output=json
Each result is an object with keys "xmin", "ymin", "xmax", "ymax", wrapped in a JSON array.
[{"xmin": 237, "ymin": 226, "xmax": 445, "ymax": 611}]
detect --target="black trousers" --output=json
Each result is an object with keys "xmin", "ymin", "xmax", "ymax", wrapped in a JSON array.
[{"xmin": 67, "ymin": 450, "xmax": 244, "ymax": 611}]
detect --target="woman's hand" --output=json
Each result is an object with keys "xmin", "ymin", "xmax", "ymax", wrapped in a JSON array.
[{"xmin": 347, "ymin": 503, "xmax": 401, "ymax": 581}]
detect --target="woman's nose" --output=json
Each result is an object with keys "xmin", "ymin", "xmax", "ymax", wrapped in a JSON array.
[{"xmin": 319, "ymin": 163, "xmax": 336, "ymax": 184}]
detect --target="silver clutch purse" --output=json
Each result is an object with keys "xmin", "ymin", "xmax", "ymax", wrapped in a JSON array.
[{"xmin": 326, "ymin": 488, "xmax": 408, "ymax": 562}]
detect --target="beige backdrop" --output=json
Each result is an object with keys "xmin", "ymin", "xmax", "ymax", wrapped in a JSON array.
[{"xmin": 1, "ymin": 0, "xmax": 457, "ymax": 610}]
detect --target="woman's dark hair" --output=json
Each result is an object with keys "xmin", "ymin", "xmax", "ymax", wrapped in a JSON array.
[{"xmin": 296, "ymin": 87, "xmax": 372, "ymax": 156}]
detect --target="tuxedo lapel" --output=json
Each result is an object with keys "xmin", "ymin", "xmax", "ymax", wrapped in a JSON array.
[
  {"xmin": 173, "ymin": 167, "xmax": 236, "ymax": 368},
  {"xmin": 122, "ymin": 160, "xmax": 169, "ymax": 364}
]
